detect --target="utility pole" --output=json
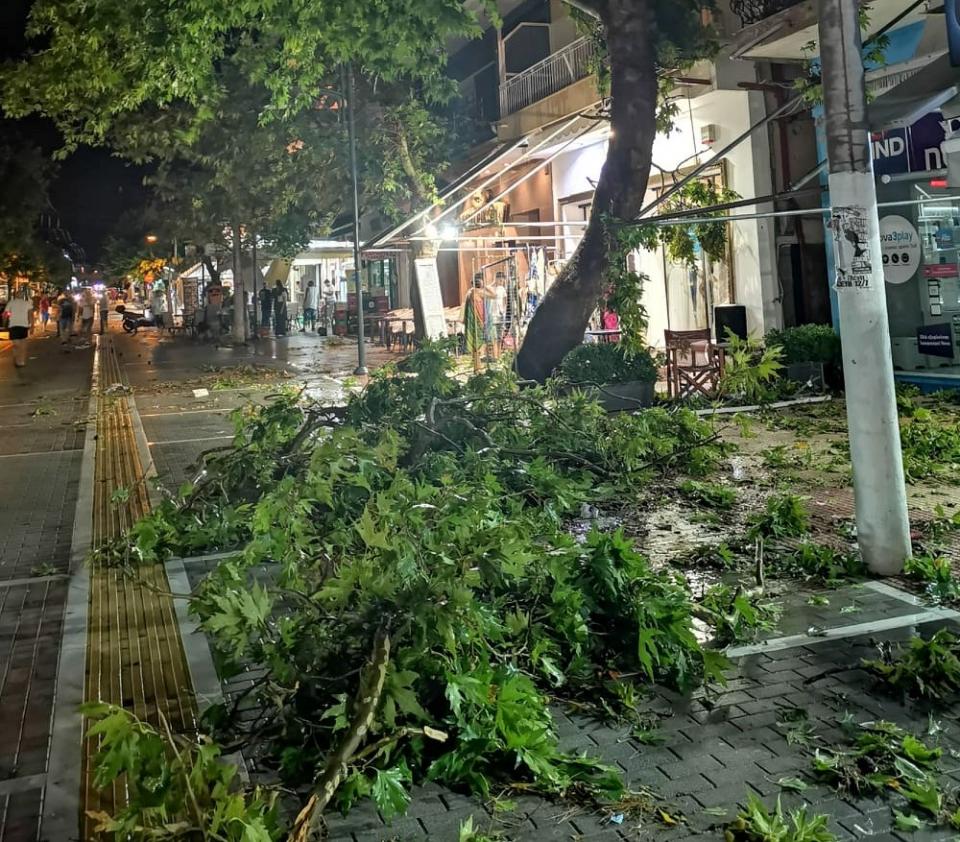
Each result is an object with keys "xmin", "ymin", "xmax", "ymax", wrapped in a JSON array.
[
  {"xmin": 345, "ymin": 63, "xmax": 367, "ymax": 375},
  {"xmin": 231, "ymin": 222, "xmax": 245, "ymax": 344},
  {"xmin": 818, "ymin": 0, "xmax": 911, "ymax": 574}
]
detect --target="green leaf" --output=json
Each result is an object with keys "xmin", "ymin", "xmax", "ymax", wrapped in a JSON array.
[
  {"xmin": 901, "ymin": 777, "xmax": 942, "ymax": 816},
  {"xmin": 371, "ymin": 764, "xmax": 411, "ymax": 821},
  {"xmin": 356, "ymin": 508, "xmax": 391, "ymax": 550},
  {"xmin": 893, "ymin": 810, "xmax": 926, "ymax": 832},
  {"xmin": 778, "ymin": 776, "xmax": 809, "ymax": 792}
]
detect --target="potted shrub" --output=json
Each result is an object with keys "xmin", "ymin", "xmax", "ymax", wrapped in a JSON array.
[
  {"xmin": 556, "ymin": 342, "xmax": 658, "ymax": 411},
  {"xmin": 764, "ymin": 324, "xmax": 841, "ymax": 390}
]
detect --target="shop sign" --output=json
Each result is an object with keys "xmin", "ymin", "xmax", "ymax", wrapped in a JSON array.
[
  {"xmin": 917, "ymin": 322, "xmax": 955, "ymax": 357},
  {"xmin": 413, "ymin": 258, "xmax": 447, "ymax": 340},
  {"xmin": 872, "ymin": 113, "xmax": 960, "ymax": 175},
  {"xmin": 879, "ymin": 215, "xmax": 921, "ymax": 284},
  {"xmin": 922, "ymin": 263, "xmax": 959, "ymax": 278}
]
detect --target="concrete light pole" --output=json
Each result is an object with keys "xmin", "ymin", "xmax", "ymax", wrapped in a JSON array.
[{"xmin": 817, "ymin": 0, "xmax": 911, "ymax": 574}]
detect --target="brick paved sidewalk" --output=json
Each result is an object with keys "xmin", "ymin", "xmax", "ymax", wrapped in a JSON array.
[{"xmin": 0, "ymin": 333, "xmax": 93, "ymax": 842}]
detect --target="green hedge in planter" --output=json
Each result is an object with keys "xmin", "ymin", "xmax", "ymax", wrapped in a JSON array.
[
  {"xmin": 557, "ymin": 342, "xmax": 658, "ymax": 385},
  {"xmin": 764, "ymin": 324, "xmax": 841, "ymax": 366}
]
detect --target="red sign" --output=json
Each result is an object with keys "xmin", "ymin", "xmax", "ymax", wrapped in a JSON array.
[{"xmin": 923, "ymin": 264, "xmax": 959, "ymax": 278}]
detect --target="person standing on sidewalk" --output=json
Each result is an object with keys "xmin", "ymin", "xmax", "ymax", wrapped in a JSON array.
[
  {"xmin": 272, "ymin": 280, "xmax": 289, "ymax": 336},
  {"xmin": 302, "ymin": 279, "xmax": 318, "ymax": 332},
  {"xmin": 7, "ymin": 288, "xmax": 33, "ymax": 368},
  {"xmin": 98, "ymin": 288, "xmax": 110, "ymax": 334},
  {"xmin": 39, "ymin": 294, "xmax": 50, "ymax": 333},
  {"xmin": 79, "ymin": 289, "xmax": 94, "ymax": 335},
  {"xmin": 258, "ymin": 285, "xmax": 272, "ymax": 334}
]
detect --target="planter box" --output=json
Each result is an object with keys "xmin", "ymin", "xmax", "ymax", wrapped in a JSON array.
[
  {"xmin": 590, "ymin": 379, "xmax": 656, "ymax": 412},
  {"xmin": 785, "ymin": 361, "xmax": 825, "ymax": 390}
]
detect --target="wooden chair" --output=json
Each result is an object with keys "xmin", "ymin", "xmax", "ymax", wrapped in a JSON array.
[{"xmin": 664, "ymin": 329, "xmax": 723, "ymax": 399}]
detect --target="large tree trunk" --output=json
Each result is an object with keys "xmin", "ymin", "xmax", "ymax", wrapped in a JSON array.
[
  {"xmin": 201, "ymin": 254, "xmax": 222, "ymax": 285},
  {"xmin": 231, "ymin": 222, "xmax": 246, "ymax": 344},
  {"xmin": 516, "ymin": 0, "xmax": 659, "ymax": 382}
]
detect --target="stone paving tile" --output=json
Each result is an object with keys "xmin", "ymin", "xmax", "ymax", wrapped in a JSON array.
[
  {"xmin": 0, "ymin": 451, "xmax": 81, "ymax": 580},
  {"xmin": 0, "ymin": 789, "xmax": 42, "ymax": 842},
  {"xmin": 0, "ymin": 580, "xmax": 67, "ymax": 783}
]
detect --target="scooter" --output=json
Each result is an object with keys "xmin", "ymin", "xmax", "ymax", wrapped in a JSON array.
[{"xmin": 116, "ymin": 304, "xmax": 156, "ymax": 334}]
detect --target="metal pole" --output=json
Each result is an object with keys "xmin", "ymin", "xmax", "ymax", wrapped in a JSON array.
[
  {"xmin": 231, "ymin": 222, "xmax": 245, "ymax": 344},
  {"xmin": 818, "ymin": 0, "xmax": 910, "ymax": 574},
  {"xmin": 252, "ymin": 234, "xmax": 259, "ymax": 334},
  {"xmin": 345, "ymin": 63, "xmax": 367, "ymax": 375}
]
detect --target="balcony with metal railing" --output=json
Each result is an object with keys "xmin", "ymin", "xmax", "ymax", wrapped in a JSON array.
[
  {"xmin": 498, "ymin": 36, "xmax": 595, "ymax": 117},
  {"xmin": 729, "ymin": 0, "xmax": 806, "ymax": 27}
]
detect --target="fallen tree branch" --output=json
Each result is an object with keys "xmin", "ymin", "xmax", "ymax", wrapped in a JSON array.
[{"xmin": 289, "ymin": 625, "xmax": 391, "ymax": 841}]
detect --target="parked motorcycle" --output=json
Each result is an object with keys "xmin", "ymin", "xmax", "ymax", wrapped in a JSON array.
[{"xmin": 116, "ymin": 304, "xmax": 156, "ymax": 334}]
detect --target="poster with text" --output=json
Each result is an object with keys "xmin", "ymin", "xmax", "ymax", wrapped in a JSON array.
[{"xmin": 414, "ymin": 258, "xmax": 448, "ymax": 340}]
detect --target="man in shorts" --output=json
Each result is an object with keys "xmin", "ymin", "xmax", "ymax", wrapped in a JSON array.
[{"xmin": 7, "ymin": 288, "xmax": 33, "ymax": 368}]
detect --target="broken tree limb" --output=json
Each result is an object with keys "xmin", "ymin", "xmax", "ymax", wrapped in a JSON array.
[{"xmin": 289, "ymin": 625, "xmax": 391, "ymax": 842}]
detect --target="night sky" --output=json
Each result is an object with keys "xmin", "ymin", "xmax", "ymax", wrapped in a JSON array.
[{"xmin": 1, "ymin": 0, "xmax": 151, "ymax": 264}]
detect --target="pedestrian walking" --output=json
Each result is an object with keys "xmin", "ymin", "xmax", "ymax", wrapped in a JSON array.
[
  {"xmin": 7, "ymin": 288, "xmax": 33, "ymax": 368},
  {"xmin": 57, "ymin": 292, "xmax": 74, "ymax": 345},
  {"xmin": 151, "ymin": 288, "xmax": 167, "ymax": 329},
  {"xmin": 321, "ymin": 278, "xmax": 337, "ymax": 336},
  {"xmin": 98, "ymin": 288, "xmax": 110, "ymax": 334},
  {"xmin": 39, "ymin": 294, "xmax": 50, "ymax": 333},
  {"xmin": 258, "ymin": 285, "xmax": 272, "ymax": 333},
  {"xmin": 272, "ymin": 280, "xmax": 288, "ymax": 336},
  {"xmin": 302, "ymin": 279, "xmax": 318, "ymax": 332},
  {"xmin": 80, "ymin": 289, "xmax": 95, "ymax": 337}
]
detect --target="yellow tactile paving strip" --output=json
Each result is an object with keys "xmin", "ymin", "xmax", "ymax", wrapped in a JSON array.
[{"xmin": 81, "ymin": 340, "xmax": 196, "ymax": 838}]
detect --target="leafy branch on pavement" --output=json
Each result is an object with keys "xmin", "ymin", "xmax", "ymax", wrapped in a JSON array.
[
  {"xmin": 862, "ymin": 629, "xmax": 960, "ymax": 701},
  {"xmin": 725, "ymin": 794, "xmax": 835, "ymax": 842},
  {"xmin": 88, "ymin": 343, "xmax": 744, "ymax": 833},
  {"xmin": 81, "ymin": 702, "xmax": 281, "ymax": 840},
  {"xmin": 811, "ymin": 719, "xmax": 960, "ymax": 831}
]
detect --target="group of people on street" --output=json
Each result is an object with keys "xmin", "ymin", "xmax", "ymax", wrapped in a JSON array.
[
  {"xmin": 298, "ymin": 278, "xmax": 337, "ymax": 336},
  {"xmin": 256, "ymin": 278, "xmax": 336, "ymax": 337},
  {"xmin": 3, "ymin": 285, "xmax": 112, "ymax": 371}
]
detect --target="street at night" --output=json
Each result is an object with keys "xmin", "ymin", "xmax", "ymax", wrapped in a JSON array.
[{"xmin": 3, "ymin": 0, "xmax": 960, "ymax": 840}]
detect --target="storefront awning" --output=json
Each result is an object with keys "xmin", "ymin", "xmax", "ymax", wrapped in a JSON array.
[
  {"xmin": 869, "ymin": 52, "xmax": 960, "ymax": 130},
  {"xmin": 365, "ymin": 109, "xmax": 600, "ymax": 250}
]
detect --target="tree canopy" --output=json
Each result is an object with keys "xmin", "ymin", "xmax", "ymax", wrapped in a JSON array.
[
  {"xmin": 1, "ymin": 0, "xmax": 493, "ymax": 255},
  {"xmin": 0, "ymin": 129, "xmax": 70, "ymax": 287}
]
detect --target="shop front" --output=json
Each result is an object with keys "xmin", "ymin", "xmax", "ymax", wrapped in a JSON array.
[
  {"xmin": 818, "ymin": 17, "xmax": 960, "ymax": 387},
  {"xmin": 873, "ymin": 117, "xmax": 960, "ymax": 382}
]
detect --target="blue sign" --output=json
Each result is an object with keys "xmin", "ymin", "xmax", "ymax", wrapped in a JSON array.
[
  {"xmin": 917, "ymin": 323, "xmax": 955, "ymax": 358},
  {"xmin": 872, "ymin": 113, "xmax": 960, "ymax": 174}
]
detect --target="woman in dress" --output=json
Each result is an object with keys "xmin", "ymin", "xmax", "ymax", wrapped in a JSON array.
[
  {"xmin": 272, "ymin": 281, "xmax": 289, "ymax": 336},
  {"xmin": 462, "ymin": 273, "xmax": 495, "ymax": 373}
]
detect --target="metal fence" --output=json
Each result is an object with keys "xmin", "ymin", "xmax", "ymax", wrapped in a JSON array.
[
  {"xmin": 499, "ymin": 37, "xmax": 594, "ymax": 117},
  {"xmin": 730, "ymin": 0, "xmax": 804, "ymax": 27}
]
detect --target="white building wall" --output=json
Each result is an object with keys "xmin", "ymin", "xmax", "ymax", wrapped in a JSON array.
[{"xmin": 549, "ymin": 88, "xmax": 779, "ymax": 346}]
